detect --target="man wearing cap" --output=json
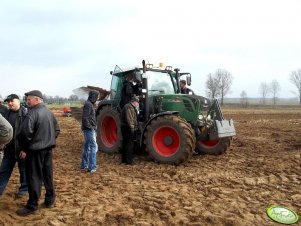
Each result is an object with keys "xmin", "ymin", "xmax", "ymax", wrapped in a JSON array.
[
  {"xmin": 16, "ymin": 90, "xmax": 60, "ymax": 216},
  {"xmin": 0, "ymin": 94, "xmax": 28, "ymax": 197},
  {"xmin": 120, "ymin": 96, "xmax": 139, "ymax": 165}
]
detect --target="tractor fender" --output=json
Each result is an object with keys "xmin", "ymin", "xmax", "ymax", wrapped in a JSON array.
[
  {"xmin": 139, "ymin": 111, "xmax": 179, "ymax": 147},
  {"xmin": 96, "ymin": 100, "xmax": 113, "ymax": 116}
]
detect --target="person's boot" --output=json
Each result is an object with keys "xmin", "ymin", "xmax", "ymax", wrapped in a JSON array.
[{"xmin": 16, "ymin": 207, "xmax": 37, "ymax": 216}]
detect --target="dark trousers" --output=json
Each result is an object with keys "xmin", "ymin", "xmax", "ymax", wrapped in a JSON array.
[
  {"xmin": 25, "ymin": 148, "xmax": 55, "ymax": 210},
  {"xmin": 121, "ymin": 126, "xmax": 135, "ymax": 164},
  {"xmin": 0, "ymin": 150, "xmax": 27, "ymax": 195}
]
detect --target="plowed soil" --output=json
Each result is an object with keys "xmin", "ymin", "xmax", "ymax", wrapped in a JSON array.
[{"xmin": 0, "ymin": 106, "xmax": 300, "ymax": 226}]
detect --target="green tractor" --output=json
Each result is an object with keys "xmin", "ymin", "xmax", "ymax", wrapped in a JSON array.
[{"xmin": 96, "ymin": 60, "xmax": 235, "ymax": 165}]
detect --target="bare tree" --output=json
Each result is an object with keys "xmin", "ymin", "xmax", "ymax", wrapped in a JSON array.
[
  {"xmin": 270, "ymin": 80, "xmax": 280, "ymax": 105},
  {"xmin": 205, "ymin": 69, "xmax": 233, "ymax": 104},
  {"xmin": 259, "ymin": 82, "xmax": 269, "ymax": 104},
  {"xmin": 290, "ymin": 69, "xmax": 301, "ymax": 105},
  {"xmin": 205, "ymin": 73, "xmax": 220, "ymax": 99},
  {"xmin": 240, "ymin": 90, "xmax": 248, "ymax": 107},
  {"xmin": 69, "ymin": 94, "xmax": 79, "ymax": 101},
  {"xmin": 216, "ymin": 69, "xmax": 233, "ymax": 105}
]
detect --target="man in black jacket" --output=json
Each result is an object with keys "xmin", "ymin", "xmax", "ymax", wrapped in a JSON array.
[
  {"xmin": 119, "ymin": 73, "xmax": 141, "ymax": 109},
  {"xmin": 80, "ymin": 90, "xmax": 99, "ymax": 173},
  {"xmin": 16, "ymin": 90, "xmax": 60, "ymax": 216},
  {"xmin": 0, "ymin": 94, "xmax": 28, "ymax": 197}
]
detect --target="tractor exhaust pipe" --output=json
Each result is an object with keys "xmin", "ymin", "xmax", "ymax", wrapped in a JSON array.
[{"xmin": 142, "ymin": 60, "xmax": 149, "ymax": 121}]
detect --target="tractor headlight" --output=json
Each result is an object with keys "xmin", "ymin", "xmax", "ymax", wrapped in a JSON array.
[
  {"xmin": 146, "ymin": 64, "xmax": 153, "ymax": 69},
  {"xmin": 165, "ymin": 66, "xmax": 173, "ymax": 71}
]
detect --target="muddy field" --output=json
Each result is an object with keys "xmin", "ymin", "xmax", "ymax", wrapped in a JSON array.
[{"xmin": 0, "ymin": 106, "xmax": 300, "ymax": 225}]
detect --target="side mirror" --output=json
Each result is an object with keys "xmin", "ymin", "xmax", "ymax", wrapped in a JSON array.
[{"xmin": 187, "ymin": 73, "xmax": 191, "ymax": 86}]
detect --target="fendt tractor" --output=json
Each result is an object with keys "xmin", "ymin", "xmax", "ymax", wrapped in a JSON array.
[{"xmin": 96, "ymin": 60, "xmax": 236, "ymax": 165}]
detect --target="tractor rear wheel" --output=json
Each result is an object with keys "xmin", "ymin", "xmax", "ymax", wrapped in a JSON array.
[
  {"xmin": 144, "ymin": 115, "xmax": 195, "ymax": 165},
  {"xmin": 96, "ymin": 106, "xmax": 122, "ymax": 154},
  {"xmin": 196, "ymin": 137, "xmax": 231, "ymax": 155}
]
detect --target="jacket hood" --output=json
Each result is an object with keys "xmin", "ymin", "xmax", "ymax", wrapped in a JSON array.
[{"xmin": 88, "ymin": 90, "xmax": 99, "ymax": 103}]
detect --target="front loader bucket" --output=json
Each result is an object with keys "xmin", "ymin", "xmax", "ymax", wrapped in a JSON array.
[
  {"xmin": 207, "ymin": 99, "xmax": 236, "ymax": 140},
  {"xmin": 209, "ymin": 119, "xmax": 236, "ymax": 140}
]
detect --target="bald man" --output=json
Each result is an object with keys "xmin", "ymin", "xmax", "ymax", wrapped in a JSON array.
[{"xmin": 0, "ymin": 94, "xmax": 28, "ymax": 197}]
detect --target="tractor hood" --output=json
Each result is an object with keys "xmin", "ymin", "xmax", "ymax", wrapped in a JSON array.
[{"xmin": 151, "ymin": 94, "xmax": 210, "ymax": 125}]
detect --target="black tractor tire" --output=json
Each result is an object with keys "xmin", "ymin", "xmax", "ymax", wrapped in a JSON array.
[
  {"xmin": 196, "ymin": 137, "xmax": 231, "ymax": 155},
  {"xmin": 144, "ymin": 115, "xmax": 195, "ymax": 165},
  {"xmin": 96, "ymin": 106, "xmax": 122, "ymax": 154}
]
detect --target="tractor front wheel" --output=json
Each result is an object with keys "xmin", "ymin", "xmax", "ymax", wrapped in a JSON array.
[
  {"xmin": 96, "ymin": 106, "xmax": 122, "ymax": 154},
  {"xmin": 144, "ymin": 115, "xmax": 195, "ymax": 165},
  {"xmin": 196, "ymin": 137, "xmax": 231, "ymax": 155}
]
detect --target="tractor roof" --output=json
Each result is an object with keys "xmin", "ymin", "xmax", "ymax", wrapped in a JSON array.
[
  {"xmin": 112, "ymin": 65, "xmax": 141, "ymax": 76},
  {"xmin": 112, "ymin": 65, "xmax": 175, "ymax": 77}
]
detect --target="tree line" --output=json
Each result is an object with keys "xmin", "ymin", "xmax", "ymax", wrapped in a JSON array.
[
  {"xmin": 0, "ymin": 94, "xmax": 84, "ymax": 105},
  {"xmin": 2, "ymin": 69, "xmax": 301, "ymax": 106},
  {"xmin": 205, "ymin": 68, "xmax": 301, "ymax": 105}
]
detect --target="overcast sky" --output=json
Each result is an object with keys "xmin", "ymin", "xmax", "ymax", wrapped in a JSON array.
[{"xmin": 0, "ymin": 0, "xmax": 300, "ymax": 99}]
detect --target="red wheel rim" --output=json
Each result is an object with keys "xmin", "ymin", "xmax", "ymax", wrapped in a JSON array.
[
  {"xmin": 101, "ymin": 116, "xmax": 117, "ymax": 147},
  {"xmin": 199, "ymin": 139, "xmax": 220, "ymax": 147},
  {"xmin": 152, "ymin": 126, "xmax": 180, "ymax": 157}
]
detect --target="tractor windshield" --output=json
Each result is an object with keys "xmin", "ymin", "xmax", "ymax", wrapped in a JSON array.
[{"xmin": 147, "ymin": 71, "xmax": 176, "ymax": 96}]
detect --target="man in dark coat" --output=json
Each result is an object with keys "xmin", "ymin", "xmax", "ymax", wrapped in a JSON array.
[
  {"xmin": 16, "ymin": 90, "xmax": 60, "ymax": 216},
  {"xmin": 120, "ymin": 96, "xmax": 139, "ymax": 165},
  {"xmin": 0, "ymin": 94, "xmax": 28, "ymax": 197},
  {"xmin": 119, "ymin": 73, "xmax": 141, "ymax": 109},
  {"xmin": 80, "ymin": 90, "xmax": 99, "ymax": 173}
]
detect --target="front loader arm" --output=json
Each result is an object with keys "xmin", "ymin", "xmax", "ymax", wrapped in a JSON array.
[
  {"xmin": 206, "ymin": 99, "xmax": 236, "ymax": 140},
  {"xmin": 207, "ymin": 99, "xmax": 224, "ymax": 121}
]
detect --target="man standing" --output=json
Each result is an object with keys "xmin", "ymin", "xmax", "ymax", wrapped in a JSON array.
[
  {"xmin": 16, "ymin": 90, "xmax": 60, "ymax": 216},
  {"xmin": 0, "ymin": 114, "xmax": 13, "ymax": 165},
  {"xmin": 0, "ymin": 94, "xmax": 28, "ymax": 197},
  {"xmin": 120, "ymin": 96, "xmax": 139, "ymax": 165},
  {"xmin": 80, "ymin": 90, "xmax": 99, "ymax": 173},
  {"xmin": 180, "ymin": 80, "xmax": 195, "ymax": 95}
]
